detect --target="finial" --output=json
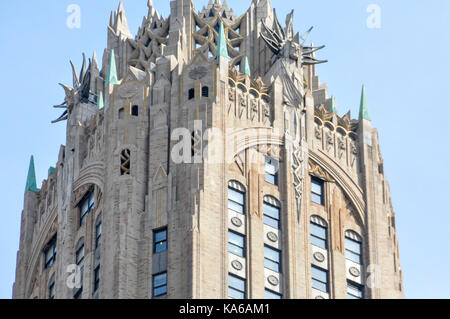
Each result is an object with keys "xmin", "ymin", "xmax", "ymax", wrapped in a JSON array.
[
  {"xmin": 97, "ymin": 91, "xmax": 104, "ymax": 110},
  {"xmin": 25, "ymin": 155, "xmax": 37, "ymax": 194},
  {"xmin": 242, "ymin": 56, "xmax": 251, "ymax": 76},
  {"xmin": 216, "ymin": 22, "xmax": 229, "ymax": 64},
  {"xmin": 359, "ymin": 85, "xmax": 371, "ymax": 121},
  {"xmin": 330, "ymin": 96, "xmax": 337, "ymax": 113},
  {"xmin": 106, "ymin": 49, "xmax": 119, "ymax": 87}
]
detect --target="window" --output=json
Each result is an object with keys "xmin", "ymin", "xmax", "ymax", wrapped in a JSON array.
[
  {"xmin": 153, "ymin": 272, "xmax": 167, "ymax": 297},
  {"xmin": 345, "ymin": 231, "xmax": 362, "ymax": 264},
  {"xmin": 228, "ymin": 231, "xmax": 245, "ymax": 257},
  {"xmin": 347, "ymin": 281, "xmax": 364, "ymax": 299},
  {"xmin": 48, "ymin": 276, "xmax": 55, "ymax": 299},
  {"xmin": 310, "ymin": 217, "xmax": 327, "ymax": 249},
  {"xmin": 131, "ymin": 105, "xmax": 139, "ymax": 116},
  {"xmin": 265, "ymin": 157, "xmax": 278, "ymax": 185},
  {"xmin": 228, "ymin": 274, "xmax": 246, "ymax": 299},
  {"xmin": 311, "ymin": 265, "xmax": 329, "ymax": 293},
  {"xmin": 228, "ymin": 184, "xmax": 245, "ymax": 214},
  {"xmin": 263, "ymin": 200, "xmax": 280, "ymax": 229},
  {"xmin": 264, "ymin": 245, "xmax": 281, "ymax": 273},
  {"xmin": 202, "ymin": 86, "xmax": 209, "ymax": 97},
  {"xmin": 153, "ymin": 228, "xmax": 167, "ymax": 253},
  {"xmin": 75, "ymin": 241, "xmax": 85, "ymax": 266},
  {"xmin": 311, "ymin": 177, "xmax": 324, "ymax": 205},
  {"xmin": 95, "ymin": 217, "xmax": 102, "ymax": 249},
  {"xmin": 265, "ymin": 289, "xmax": 282, "ymax": 299},
  {"xmin": 44, "ymin": 235, "xmax": 57, "ymax": 269},
  {"xmin": 188, "ymin": 88, "xmax": 195, "ymax": 100},
  {"xmin": 79, "ymin": 190, "xmax": 95, "ymax": 226},
  {"xmin": 118, "ymin": 107, "xmax": 124, "ymax": 119},
  {"xmin": 120, "ymin": 149, "xmax": 131, "ymax": 175},
  {"xmin": 94, "ymin": 266, "xmax": 100, "ymax": 292}
]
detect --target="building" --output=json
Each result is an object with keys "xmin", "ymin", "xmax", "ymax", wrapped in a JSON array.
[{"xmin": 12, "ymin": 0, "xmax": 403, "ymax": 299}]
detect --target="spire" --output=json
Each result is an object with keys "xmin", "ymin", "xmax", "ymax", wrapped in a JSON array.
[
  {"xmin": 106, "ymin": 49, "xmax": 119, "ymax": 87},
  {"xmin": 25, "ymin": 156, "xmax": 37, "ymax": 194},
  {"xmin": 97, "ymin": 91, "xmax": 104, "ymax": 110},
  {"xmin": 92, "ymin": 51, "xmax": 98, "ymax": 71},
  {"xmin": 114, "ymin": 2, "xmax": 131, "ymax": 37},
  {"xmin": 242, "ymin": 56, "xmax": 251, "ymax": 76},
  {"xmin": 48, "ymin": 167, "xmax": 55, "ymax": 176},
  {"xmin": 330, "ymin": 96, "xmax": 337, "ymax": 113},
  {"xmin": 359, "ymin": 85, "xmax": 371, "ymax": 121},
  {"xmin": 216, "ymin": 22, "xmax": 229, "ymax": 64}
]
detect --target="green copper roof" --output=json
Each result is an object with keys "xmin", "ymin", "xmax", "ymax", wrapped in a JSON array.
[
  {"xmin": 330, "ymin": 96, "xmax": 337, "ymax": 113},
  {"xmin": 216, "ymin": 22, "xmax": 229, "ymax": 64},
  {"xmin": 242, "ymin": 56, "xmax": 251, "ymax": 76},
  {"xmin": 106, "ymin": 49, "xmax": 119, "ymax": 87},
  {"xmin": 48, "ymin": 166, "xmax": 55, "ymax": 176},
  {"xmin": 25, "ymin": 155, "xmax": 37, "ymax": 194},
  {"xmin": 97, "ymin": 91, "xmax": 104, "ymax": 110},
  {"xmin": 359, "ymin": 85, "xmax": 371, "ymax": 121}
]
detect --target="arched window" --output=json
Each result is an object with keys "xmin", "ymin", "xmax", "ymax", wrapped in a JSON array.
[
  {"xmin": 202, "ymin": 86, "xmax": 209, "ymax": 97},
  {"xmin": 120, "ymin": 149, "xmax": 131, "ymax": 175},
  {"xmin": 131, "ymin": 105, "xmax": 139, "ymax": 116},
  {"xmin": 227, "ymin": 181, "xmax": 245, "ymax": 215},
  {"xmin": 118, "ymin": 107, "xmax": 124, "ymax": 119},
  {"xmin": 345, "ymin": 230, "xmax": 362, "ymax": 264},
  {"xmin": 310, "ymin": 215, "xmax": 328, "ymax": 249},
  {"xmin": 188, "ymin": 88, "xmax": 195, "ymax": 100},
  {"xmin": 263, "ymin": 196, "xmax": 280, "ymax": 229}
]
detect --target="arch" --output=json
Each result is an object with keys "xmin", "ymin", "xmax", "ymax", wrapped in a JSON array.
[
  {"xmin": 309, "ymin": 150, "xmax": 365, "ymax": 224},
  {"xmin": 310, "ymin": 215, "xmax": 327, "ymax": 227},
  {"xmin": 345, "ymin": 229, "xmax": 362, "ymax": 243},
  {"xmin": 228, "ymin": 180, "xmax": 245, "ymax": 193},
  {"xmin": 263, "ymin": 195, "xmax": 280, "ymax": 208}
]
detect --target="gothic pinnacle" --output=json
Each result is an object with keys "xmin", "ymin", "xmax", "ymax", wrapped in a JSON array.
[
  {"xmin": 330, "ymin": 96, "xmax": 337, "ymax": 113},
  {"xmin": 216, "ymin": 22, "xmax": 229, "ymax": 64},
  {"xmin": 25, "ymin": 155, "xmax": 37, "ymax": 194},
  {"xmin": 242, "ymin": 56, "xmax": 251, "ymax": 76},
  {"xmin": 359, "ymin": 85, "xmax": 371, "ymax": 121},
  {"xmin": 106, "ymin": 49, "xmax": 119, "ymax": 87}
]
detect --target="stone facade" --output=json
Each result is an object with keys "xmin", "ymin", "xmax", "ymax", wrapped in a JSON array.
[{"xmin": 12, "ymin": 0, "xmax": 404, "ymax": 299}]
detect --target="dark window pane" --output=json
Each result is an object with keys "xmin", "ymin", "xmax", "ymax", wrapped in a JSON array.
[
  {"xmin": 155, "ymin": 230, "xmax": 167, "ymax": 243},
  {"xmin": 155, "ymin": 242, "xmax": 167, "ymax": 253}
]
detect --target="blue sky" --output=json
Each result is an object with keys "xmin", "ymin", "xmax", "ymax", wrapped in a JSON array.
[{"xmin": 0, "ymin": 0, "xmax": 449, "ymax": 299}]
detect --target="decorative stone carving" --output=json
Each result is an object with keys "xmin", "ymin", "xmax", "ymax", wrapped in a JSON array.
[
  {"xmin": 349, "ymin": 267, "xmax": 361, "ymax": 277},
  {"xmin": 267, "ymin": 232, "xmax": 278, "ymax": 242},
  {"xmin": 313, "ymin": 252, "xmax": 325, "ymax": 263},
  {"xmin": 231, "ymin": 217, "xmax": 243, "ymax": 227},
  {"xmin": 292, "ymin": 144, "xmax": 305, "ymax": 217},
  {"xmin": 267, "ymin": 275, "xmax": 279, "ymax": 286},
  {"xmin": 308, "ymin": 159, "xmax": 336, "ymax": 183},
  {"xmin": 189, "ymin": 66, "xmax": 208, "ymax": 80},
  {"xmin": 231, "ymin": 260, "xmax": 243, "ymax": 271}
]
